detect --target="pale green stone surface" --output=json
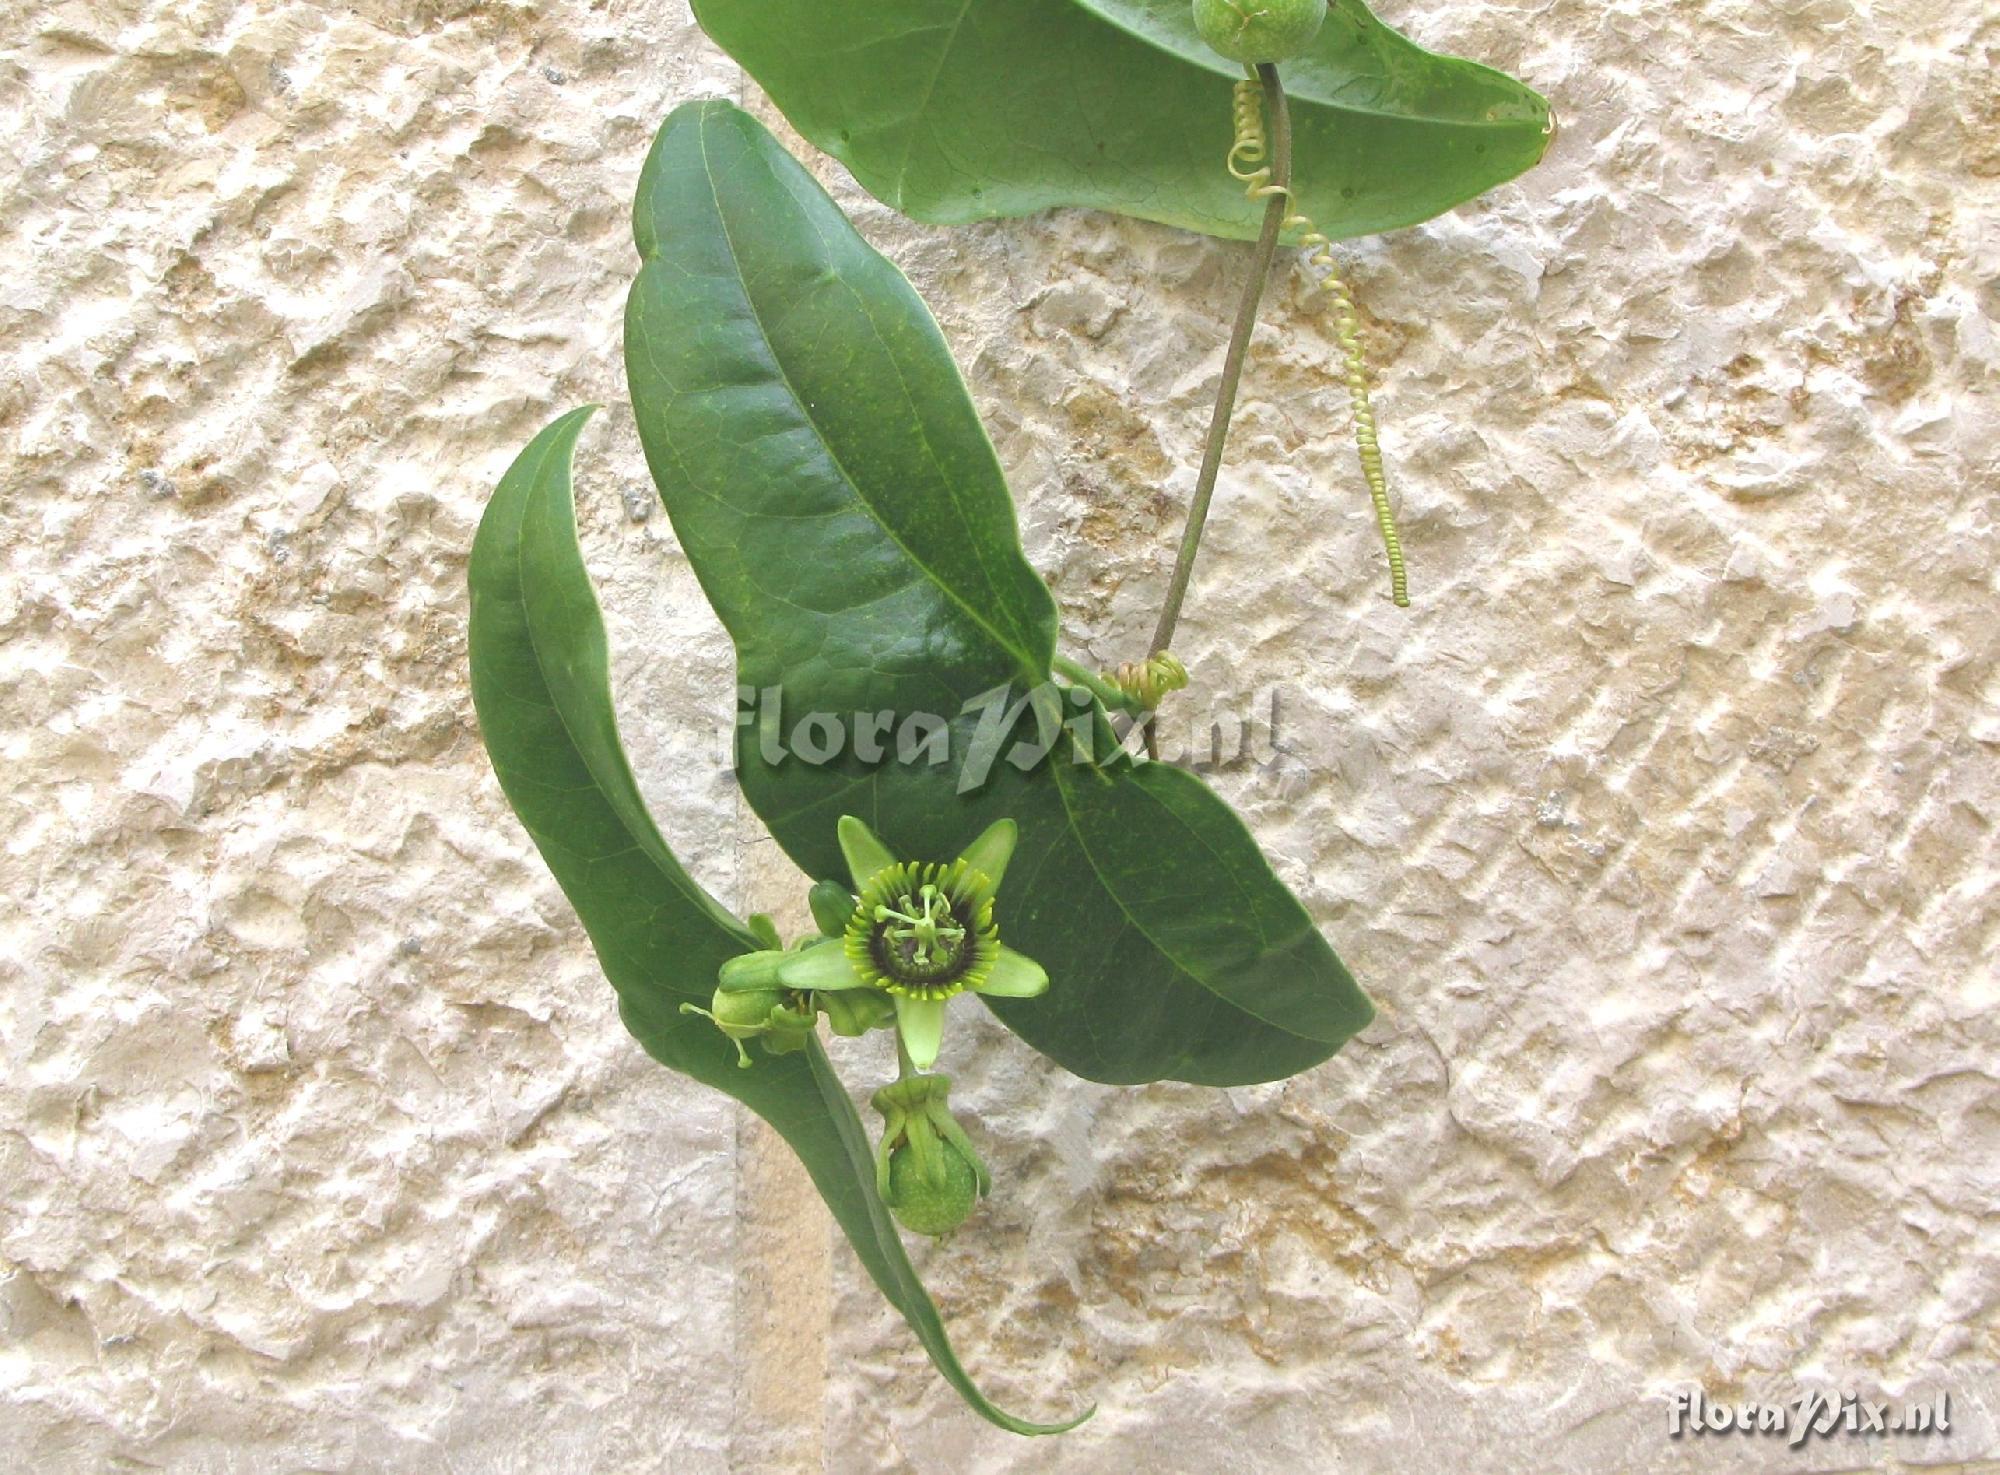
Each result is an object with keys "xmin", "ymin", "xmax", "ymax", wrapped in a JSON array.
[{"xmin": 2, "ymin": 0, "xmax": 1995, "ymax": 1470}]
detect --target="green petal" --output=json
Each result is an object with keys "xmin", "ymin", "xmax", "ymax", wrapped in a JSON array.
[
  {"xmin": 837, "ymin": 814, "xmax": 899, "ymax": 893},
  {"xmin": 894, "ymin": 996, "xmax": 947, "ymax": 1072},
  {"xmin": 970, "ymin": 945, "xmax": 1048, "ymax": 999},
  {"xmin": 777, "ymin": 938, "xmax": 867, "ymax": 992},
  {"xmin": 953, "ymin": 817, "xmax": 1017, "ymax": 894}
]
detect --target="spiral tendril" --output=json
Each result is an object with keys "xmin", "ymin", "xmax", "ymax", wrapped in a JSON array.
[
  {"xmin": 1229, "ymin": 77, "xmax": 1409, "ymax": 608},
  {"xmin": 1109, "ymin": 652, "xmax": 1189, "ymax": 710}
]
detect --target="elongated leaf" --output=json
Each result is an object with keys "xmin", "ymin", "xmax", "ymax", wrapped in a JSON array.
[
  {"xmin": 468, "ymin": 408, "xmax": 1085, "ymax": 1436},
  {"xmin": 691, "ymin": 0, "xmax": 1551, "ymax": 242},
  {"xmin": 626, "ymin": 101, "xmax": 1372, "ymax": 1085}
]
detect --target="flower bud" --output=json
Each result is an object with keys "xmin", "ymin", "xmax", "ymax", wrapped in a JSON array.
[
  {"xmin": 1192, "ymin": 0, "xmax": 1326, "ymax": 64},
  {"xmin": 681, "ymin": 985, "xmax": 781, "ymax": 1067},
  {"xmin": 682, "ymin": 951, "xmax": 817, "ymax": 1067},
  {"xmin": 870, "ymin": 1074, "xmax": 990, "ymax": 1237},
  {"xmin": 746, "ymin": 912, "xmax": 783, "ymax": 951},
  {"xmin": 808, "ymin": 878, "xmax": 856, "ymax": 937},
  {"xmin": 884, "ymin": 1131, "xmax": 983, "ymax": 1237}
]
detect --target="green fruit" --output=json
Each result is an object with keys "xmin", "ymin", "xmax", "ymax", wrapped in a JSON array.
[
  {"xmin": 886, "ymin": 1138, "xmax": 983, "ymax": 1237},
  {"xmin": 1192, "ymin": 0, "xmax": 1327, "ymax": 64}
]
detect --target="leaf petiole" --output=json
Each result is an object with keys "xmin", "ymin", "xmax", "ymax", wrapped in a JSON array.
[{"xmin": 1149, "ymin": 62, "xmax": 1291, "ymax": 661}]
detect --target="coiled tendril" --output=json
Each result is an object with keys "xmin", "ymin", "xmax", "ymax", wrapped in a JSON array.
[
  {"xmin": 1110, "ymin": 652, "xmax": 1190, "ymax": 710},
  {"xmin": 1229, "ymin": 77, "xmax": 1409, "ymax": 608}
]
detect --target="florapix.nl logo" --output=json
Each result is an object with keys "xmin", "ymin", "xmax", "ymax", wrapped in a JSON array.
[{"xmin": 729, "ymin": 680, "xmax": 1288, "ymax": 794}]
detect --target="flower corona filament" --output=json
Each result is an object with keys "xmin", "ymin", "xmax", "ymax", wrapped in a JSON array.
[{"xmin": 846, "ymin": 859, "xmax": 1000, "ymax": 1001}]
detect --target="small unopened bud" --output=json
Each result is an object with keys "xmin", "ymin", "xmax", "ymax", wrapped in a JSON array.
[
  {"xmin": 746, "ymin": 913, "xmax": 783, "ymax": 951},
  {"xmin": 682, "ymin": 986, "xmax": 782, "ymax": 1068},
  {"xmin": 682, "ymin": 952, "xmax": 815, "ymax": 1067},
  {"xmin": 807, "ymin": 878, "xmax": 856, "ymax": 937},
  {"xmin": 1192, "ymin": 0, "xmax": 1326, "ymax": 64}
]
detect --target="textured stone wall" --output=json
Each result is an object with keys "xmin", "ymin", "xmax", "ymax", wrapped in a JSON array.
[{"xmin": 2, "ymin": 1, "xmax": 1994, "ymax": 1472}]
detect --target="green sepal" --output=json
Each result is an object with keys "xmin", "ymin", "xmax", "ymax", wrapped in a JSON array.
[
  {"xmin": 821, "ymin": 988, "xmax": 895, "ymax": 1037},
  {"xmin": 718, "ymin": 949, "xmax": 787, "ymax": 993},
  {"xmin": 953, "ymin": 817, "xmax": 1018, "ymax": 896},
  {"xmin": 837, "ymin": 816, "xmax": 900, "ymax": 894},
  {"xmin": 762, "ymin": 1001, "xmax": 818, "ymax": 1055}
]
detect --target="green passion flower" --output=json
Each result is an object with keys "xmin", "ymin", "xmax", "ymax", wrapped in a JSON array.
[
  {"xmin": 775, "ymin": 815, "xmax": 1048, "ymax": 1072},
  {"xmin": 845, "ymin": 859, "xmax": 999, "ymax": 1001}
]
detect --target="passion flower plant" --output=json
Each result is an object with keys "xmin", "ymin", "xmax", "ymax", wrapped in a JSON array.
[{"xmin": 465, "ymin": 57, "xmax": 1544, "ymax": 1419}]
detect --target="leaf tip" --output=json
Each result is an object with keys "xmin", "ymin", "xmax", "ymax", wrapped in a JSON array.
[{"xmin": 997, "ymin": 1399, "xmax": 1097, "ymax": 1438}]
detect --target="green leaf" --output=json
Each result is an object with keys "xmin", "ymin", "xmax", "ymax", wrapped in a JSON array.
[
  {"xmin": 626, "ymin": 101, "xmax": 1373, "ymax": 1086},
  {"xmin": 467, "ymin": 408, "xmax": 1087, "ymax": 1436},
  {"xmin": 690, "ymin": 0, "xmax": 1551, "ymax": 242}
]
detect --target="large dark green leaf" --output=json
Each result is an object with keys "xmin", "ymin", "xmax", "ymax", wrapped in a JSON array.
[
  {"xmin": 690, "ymin": 0, "xmax": 1551, "ymax": 242},
  {"xmin": 467, "ymin": 408, "xmax": 1085, "ymax": 1436},
  {"xmin": 626, "ymin": 101, "xmax": 1373, "ymax": 1086}
]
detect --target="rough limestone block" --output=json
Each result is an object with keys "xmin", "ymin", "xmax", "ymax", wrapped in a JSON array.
[{"xmin": 2, "ymin": 0, "xmax": 1994, "ymax": 1471}]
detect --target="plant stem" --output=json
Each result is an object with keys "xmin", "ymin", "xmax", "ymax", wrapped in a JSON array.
[
  {"xmin": 1052, "ymin": 653, "xmax": 1145, "ymax": 716},
  {"xmin": 1149, "ymin": 61, "xmax": 1291, "ymax": 661},
  {"xmin": 895, "ymin": 1033, "xmax": 917, "ymax": 1081}
]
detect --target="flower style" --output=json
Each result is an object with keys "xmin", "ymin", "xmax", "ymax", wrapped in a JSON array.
[{"xmin": 775, "ymin": 815, "xmax": 1049, "ymax": 1071}]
